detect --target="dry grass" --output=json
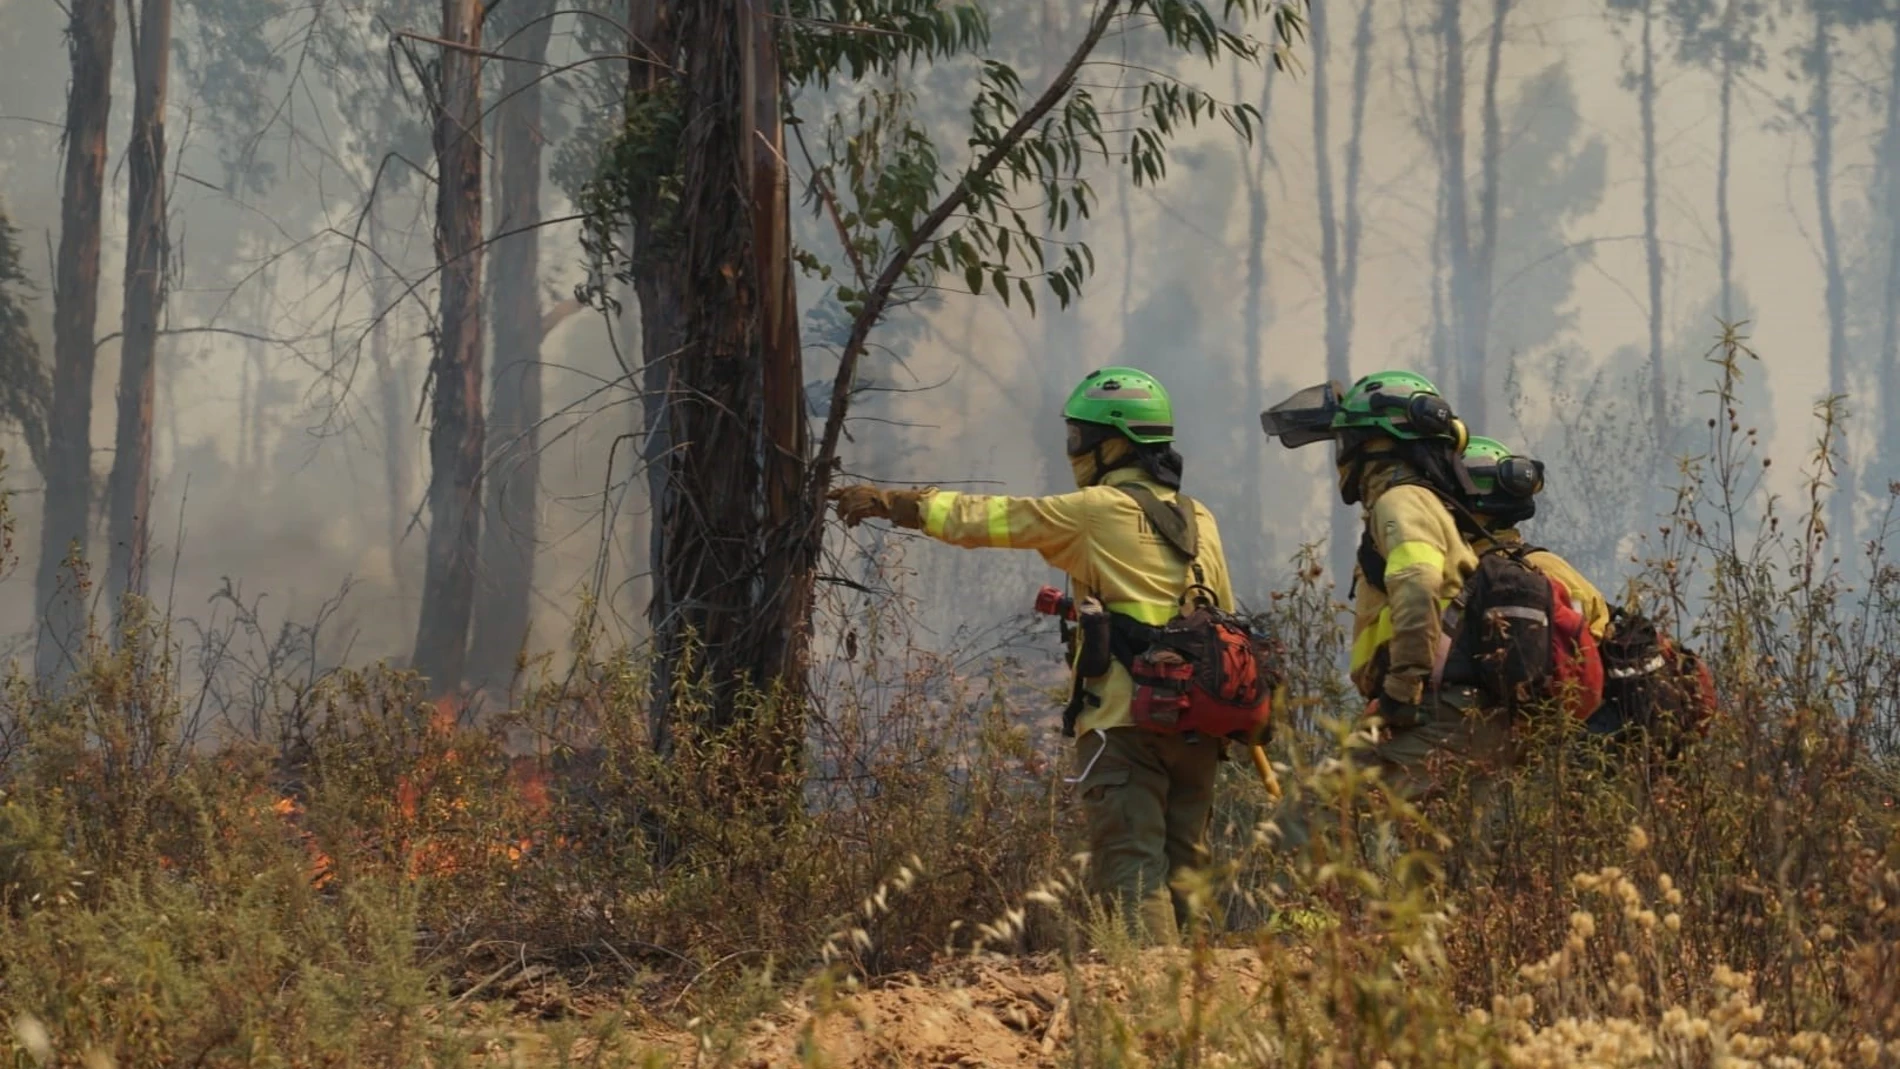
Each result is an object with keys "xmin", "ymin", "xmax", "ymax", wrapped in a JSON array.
[{"xmin": 2, "ymin": 334, "xmax": 1899, "ymax": 1066}]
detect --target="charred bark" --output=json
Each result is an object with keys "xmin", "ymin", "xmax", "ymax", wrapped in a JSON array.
[
  {"xmin": 105, "ymin": 0, "xmax": 174, "ymax": 623},
  {"xmin": 469, "ymin": 0, "xmax": 556, "ymax": 690},
  {"xmin": 624, "ymin": 0, "xmax": 688, "ymax": 749},
  {"xmin": 36, "ymin": 0, "xmax": 115, "ymax": 681},
  {"xmin": 647, "ymin": 0, "xmax": 811, "ymax": 763},
  {"xmin": 410, "ymin": 0, "xmax": 486, "ymax": 692}
]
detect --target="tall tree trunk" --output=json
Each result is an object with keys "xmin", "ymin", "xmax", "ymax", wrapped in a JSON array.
[
  {"xmin": 1470, "ymin": 0, "xmax": 1508, "ymax": 429},
  {"xmin": 105, "ymin": 0, "xmax": 173, "ymax": 624},
  {"xmin": 627, "ymin": 0, "xmax": 688, "ymax": 750},
  {"xmin": 1440, "ymin": 0, "xmax": 1476, "ymax": 416},
  {"xmin": 368, "ymin": 209, "xmax": 409, "ymax": 595},
  {"xmin": 469, "ymin": 0, "xmax": 556, "ymax": 690},
  {"xmin": 1311, "ymin": 0, "xmax": 1356, "ymax": 587},
  {"xmin": 1718, "ymin": 0, "xmax": 1739, "ymax": 325},
  {"xmin": 1239, "ymin": 58, "xmax": 1276, "ymax": 598},
  {"xmin": 1810, "ymin": 6, "xmax": 1851, "ymax": 550},
  {"xmin": 649, "ymin": 0, "xmax": 810, "ymax": 761},
  {"xmin": 1881, "ymin": 11, "xmax": 1900, "ymax": 479},
  {"xmin": 1338, "ymin": 0, "xmax": 1373, "ymax": 586},
  {"xmin": 35, "ymin": 0, "xmax": 115, "ymax": 681},
  {"xmin": 410, "ymin": 0, "xmax": 486, "ymax": 692},
  {"xmin": 1640, "ymin": 0, "xmax": 1667, "ymax": 443}
]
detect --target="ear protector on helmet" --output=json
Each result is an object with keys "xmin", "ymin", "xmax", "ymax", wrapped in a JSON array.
[
  {"xmin": 1367, "ymin": 391, "xmax": 1469, "ymax": 451},
  {"xmin": 1492, "ymin": 455, "xmax": 1545, "ymax": 498}
]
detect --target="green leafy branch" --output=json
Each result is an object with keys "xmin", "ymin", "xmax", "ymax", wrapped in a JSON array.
[{"xmin": 803, "ymin": 0, "xmax": 1307, "ymax": 499}]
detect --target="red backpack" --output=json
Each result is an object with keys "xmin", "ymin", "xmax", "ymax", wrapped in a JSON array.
[{"xmin": 1109, "ymin": 485, "xmax": 1281, "ymax": 742}]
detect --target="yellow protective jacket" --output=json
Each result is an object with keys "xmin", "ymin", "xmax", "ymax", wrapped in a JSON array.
[
  {"xmin": 1349, "ymin": 466, "xmax": 1479, "ymax": 704},
  {"xmin": 917, "ymin": 467, "xmax": 1236, "ymax": 735},
  {"xmin": 1474, "ymin": 528, "xmax": 1612, "ymax": 641}
]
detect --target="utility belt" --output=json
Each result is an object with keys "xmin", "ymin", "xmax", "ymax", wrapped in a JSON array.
[
  {"xmin": 1060, "ymin": 606, "xmax": 1277, "ymax": 743},
  {"xmin": 1058, "ymin": 607, "xmax": 1145, "ymax": 736}
]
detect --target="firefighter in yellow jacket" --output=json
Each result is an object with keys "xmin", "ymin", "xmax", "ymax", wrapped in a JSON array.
[
  {"xmin": 1263, "ymin": 371, "xmax": 1508, "ymax": 803},
  {"xmin": 830, "ymin": 367, "xmax": 1236, "ymax": 943}
]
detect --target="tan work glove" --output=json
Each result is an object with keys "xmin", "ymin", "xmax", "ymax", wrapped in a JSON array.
[{"xmin": 828, "ymin": 485, "xmax": 931, "ymax": 530}]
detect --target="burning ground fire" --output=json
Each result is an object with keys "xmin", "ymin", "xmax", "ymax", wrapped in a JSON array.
[{"xmin": 265, "ymin": 696, "xmax": 561, "ymax": 887}]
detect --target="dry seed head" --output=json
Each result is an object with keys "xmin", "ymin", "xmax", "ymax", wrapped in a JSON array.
[
  {"xmin": 1628, "ymin": 825, "xmax": 1651, "ymax": 853},
  {"xmin": 1665, "ymin": 913, "xmax": 1682, "ymax": 932},
  {"xmin": 1570, "ymin": 911, "xmax": 1597, "ymax": 939},
  {"xmin": 11, "ymin": 1014, "xmax": 51, "ymax": 1065}
]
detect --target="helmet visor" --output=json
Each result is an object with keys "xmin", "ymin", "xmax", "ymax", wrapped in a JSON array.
[{"xmin": 1261, "ymin": 381, "xmax": 1344, "ymax": 448}]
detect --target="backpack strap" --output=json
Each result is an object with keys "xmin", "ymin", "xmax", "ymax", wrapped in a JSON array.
[{"xmin": 1115, "ymin": 483, "xmax": 1212, "ymax": 603}]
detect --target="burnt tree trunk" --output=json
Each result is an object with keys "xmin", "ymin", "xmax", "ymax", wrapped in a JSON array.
[
  {"xmin": 36, "ymin": 0, "xmax": 115, "ymax": 681},
  {"xmin": 469, "ymin": 0, "xmax": 556, "ymax": 689},
  {"xmin": 646, "ymin": 0, "xmax": 810, "ymax": 763},
  {"xmin": 410, "ymin": 0, "xmax": 486, "ymax": 692},
  {"xmin": 626, "ymin": 0, "xmax": 688, "ymax": 746},
  {"xmin": 105, "ymin": 0, "xmax": 173, "ymax": 624}
]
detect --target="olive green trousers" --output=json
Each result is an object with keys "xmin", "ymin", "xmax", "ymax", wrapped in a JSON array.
[
  {"xmin": 1272, "ymin": 690, "xmax": 1518, "ymax": 877},
  {"xmin": 1072, "ymin": 727, "xmax": 1221, "ymax": 944}
]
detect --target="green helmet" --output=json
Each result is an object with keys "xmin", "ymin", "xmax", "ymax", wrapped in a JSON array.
[
  {"xmin": 1461, "ymin": 435, "xmax": 1546, "ymax": 520},
  {"xmin": 1332, "ymin": 370, "xmax": 1463, "ymax": 443},
  {"xmin": 1062, "ymin": 367, "xmax": 1174, "ymax": 444}
]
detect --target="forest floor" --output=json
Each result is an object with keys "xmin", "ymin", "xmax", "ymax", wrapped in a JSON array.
[{"xmin": 465, "ymin": 947, "xmax": 1283, "ymax": 1068}]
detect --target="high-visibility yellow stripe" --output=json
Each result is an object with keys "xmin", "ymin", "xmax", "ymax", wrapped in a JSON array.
[
  {"xmin": 1383, "ymin": 540, "xmax": 1446, "ymax": 576},
  {"xmin": 923, "ymin": 491, "xmax": 957, "ymax": 538},
  {"xmin": 1351, "ymin": 596, "xmax": 1456, "ymax": 673},
  {"xmin": 985, "ymin": 496, "xmax": 1011, "ymax": 547},
  {"xmin": 1351, "ymin": 608, "xmax": 1394, "ymax": 672},
  {"xmin": 1107, "ymin": 600, "xmax": 1175, "ymax": 625}
]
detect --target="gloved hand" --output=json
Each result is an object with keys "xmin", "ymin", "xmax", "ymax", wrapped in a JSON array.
[
  {"xmin": 828, "ymin": 485, "xmax": 931, "ymax": 530},
  {"xmin": 829, "ymin": 484, "xmax": 892, "ymax": 527}
]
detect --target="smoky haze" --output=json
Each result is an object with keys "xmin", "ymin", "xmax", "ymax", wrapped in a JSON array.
[{"xmin": 0, "ymin": 0, "xmax": 1881, "ymax": 686}]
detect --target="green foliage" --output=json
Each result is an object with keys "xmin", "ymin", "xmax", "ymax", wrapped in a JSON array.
[{"xmin": 0, "ymin": 201, "xmax": 48, "ymax": 480}]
